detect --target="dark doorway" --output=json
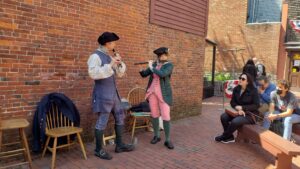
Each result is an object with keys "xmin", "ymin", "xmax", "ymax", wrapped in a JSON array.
[{"xmin": 203, "ymin": 39, "xmax": 217, "ymax": 99}]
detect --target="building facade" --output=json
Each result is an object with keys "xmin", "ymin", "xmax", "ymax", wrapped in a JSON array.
[
  {"xmin": 283, "ymin": 0, "xmax": 300, "ymax": 89},
  {"xmin": 0, "ymin": 0, "xmax": 209, "ymax": 141},
  {"xmin": 205, "ymin": 0, "xmax": 283, "ymax": 79}
]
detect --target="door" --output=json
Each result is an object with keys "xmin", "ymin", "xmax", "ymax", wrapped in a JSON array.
[{"xmin": 289, "ymin": 53, "xmax": 300, "ymax": 89}]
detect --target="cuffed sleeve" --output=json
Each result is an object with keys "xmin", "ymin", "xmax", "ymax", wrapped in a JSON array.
[
  {"xmin": 113, "ymin": 62, "xmax": 126, "ymax": 77},
  {"xmin": 139, "ymin": 68, "xmax": 152, "ymax": 78}
]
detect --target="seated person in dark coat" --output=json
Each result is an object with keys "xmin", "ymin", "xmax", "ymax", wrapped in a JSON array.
[
  {"xmin": 243, "ymin": 59, "xmax": 257, "ymax": 83},
  {"xmin": 215, "ymin": 73, "xmax": 260, "ymax": 143}
]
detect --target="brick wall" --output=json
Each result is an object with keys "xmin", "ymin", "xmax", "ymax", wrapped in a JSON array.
[
  {"xmin": 0, "ymin": 0, "xmax": 206, "ymax": 143},
  {"xmin": 205, "ymin": 0, "xmax": 281, "ymax": 77}
]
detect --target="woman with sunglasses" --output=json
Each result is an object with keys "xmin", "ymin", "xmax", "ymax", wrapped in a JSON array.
[
  {"xmin": 243, "ymin": 59, "xmax": 257, "ymax": 83},
  {"xmin": 215, "ymin": 73, "xmax": 260, "ymax": 143}
]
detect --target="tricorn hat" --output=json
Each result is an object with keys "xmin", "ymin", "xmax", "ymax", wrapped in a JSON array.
[
  {"xmin": 153, "ymin": 47, "xmax": 169, "ymax": 56},
  {"xmin": 98, "ymin": 32, "xmax": 120, "ymax": 45}
]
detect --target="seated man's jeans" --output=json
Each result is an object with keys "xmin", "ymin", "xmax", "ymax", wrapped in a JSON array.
[{"xmin": 262, "ymin": 110, "xmax": 300, "ymax": 140}]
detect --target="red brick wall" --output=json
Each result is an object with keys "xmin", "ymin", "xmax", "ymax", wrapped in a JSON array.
[
  {"xmin": 205, "ymin": 0, "xmax": 281, "ymax": 77},
  {"xmin": 0, "ymin": 0, "xmax": 206, "ymax": 141}
]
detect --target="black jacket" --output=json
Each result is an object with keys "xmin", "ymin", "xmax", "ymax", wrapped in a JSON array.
[
  {"xmin": 230, "ymin": 85, "xmax": 260, "ymax": 115},
  {"xmin": 243, "ymin": 64, "xmax": 257, "ymax": 81},
  {"xmin": 32, "ymin": 93, "xmax": 80, "ymax": 152},
  {"xmin": 129, "ymin": 101, "xmax": 151, "ymax": 112}
]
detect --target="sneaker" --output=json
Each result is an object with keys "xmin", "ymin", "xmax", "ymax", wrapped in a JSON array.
[
  {"xmin": 150, "ymin": 136, "xmax": 161, "ymax": 144},
  {"xmin": 115, "ymin": 143, "xmax": 135, "ymax": 153},
  {"xmin": 221, "ymin": 135, "xmax": 235, "ymax": 144},
  {"xmin": 214, "ymin": 135, "xmax": 225, "ymax": 142},
  {"xmin": 94, "ymin": 149, "xmax": 112, "ymax": 160},
  {"xmin": 164, "ymin": 141, "xmax": 174, "ymax": 149}
]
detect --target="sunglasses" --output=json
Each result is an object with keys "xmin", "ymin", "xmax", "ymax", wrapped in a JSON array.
[{"xmin": 239, "ymin": 77, "xmax": 247, "ymax": 81}]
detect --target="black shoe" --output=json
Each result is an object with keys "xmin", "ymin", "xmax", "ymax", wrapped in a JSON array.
[
  {"xmin": 221, "ymin": 135, "xmax": 235, "ymax": 144},
  {"xmin": 164, "ymin": 141, "xmax": 174, "ymax": 149},
  {"xmin": 214, "ymin": 135, "xmax": 225, "ymax": 142},
  {"xmin": 95, "ymin": 149, "xmax": 112, "ymax": 160},
  {"xmin": 150, "ymin": 136, "xmax": 161, "ymax": 144},
  {"xmin": 115, "ymin": 143, "xmax": 135, "ymax": 153}
]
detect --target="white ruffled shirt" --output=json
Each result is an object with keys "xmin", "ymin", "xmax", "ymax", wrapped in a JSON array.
[{"xmin": 87, "ymin": 46, "xmax": 126, "ymax": 80}]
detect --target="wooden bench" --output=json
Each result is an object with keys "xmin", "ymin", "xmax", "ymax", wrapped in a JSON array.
[
  {"xmin": 293, "ymin": 123, "xmax": 300, "ymax": 135},
  {"xmin": 237, "ymin": 125, "xmax": 300, "ymax": 169}
]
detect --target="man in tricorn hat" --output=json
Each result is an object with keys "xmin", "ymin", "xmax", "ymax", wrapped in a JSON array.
[
  {"xmin": 139, "ymin": 47, "xmax": 175, "ymax": 149},
  {"xmin": 87, "ymin": 32, "xmax": 134, "ymax": 160}
]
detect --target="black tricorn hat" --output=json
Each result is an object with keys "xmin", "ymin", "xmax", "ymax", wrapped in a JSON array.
[
  {"xmin": 98, "ymin": 32, "xmax": 120, "ymax": 45},
  {"xmin": 153, "ymin": 47, "xmax": 169, "ymax": 56}
]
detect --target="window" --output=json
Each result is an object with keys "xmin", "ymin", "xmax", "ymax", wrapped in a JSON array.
[
  {"xmin": 149, "ymin": 0, "xmax": 208, "ymax": 36},
  {"xmin": 247, "ymin": 0, "xmax": 282, "ymax": 23}
]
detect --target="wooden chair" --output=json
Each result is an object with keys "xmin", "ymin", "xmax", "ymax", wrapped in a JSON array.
[
  {"xmin": 0, "ymin": 119, "xmax": 33, "ymax": 169},
  {"xmin": 127, "ymin": 87, "xmax": 151, "ymax": 140},
  {"xmin": 103, "ymin": 131, "xmax": 116, "ymax": 146},
  {"xmin": 42, "ymin": 103, "xmax": 87, "ymax": 169}
]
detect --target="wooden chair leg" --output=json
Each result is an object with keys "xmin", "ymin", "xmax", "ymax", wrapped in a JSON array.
[
  {"xmin": 131, "ymin": 117, "xmax": 137, "ymax": 140},
  {"xmin": 275, "ymin": 153, "xmax": 292, "ymax": 169},
  {"xmin": 76, "ymin": 133, "xmax": 87, "ymax": 160},
  {"xmin": 102, "ymin": 134, "xmax": 106, "ymax": 146},
  {"xmin": 19, "ymin": 129, "xmax": 27, "ymax": 160},
  {"xmin": 67, "ymin": 135, "xmax": 71, "ymax": 151},
  {"xmin": 21, "ymin": 128, "xmax": 33, "ymax": 169},
  {"xmin": 42, "ymin": 136, "xmax": 51, "ymax": 158},
  {"xmin": 146, "ymin": 118, "xmax": 150, "ymax": 130},
  {"xmin": 51, "ymin": 137, "xmax": 58, "ymax": 169}
]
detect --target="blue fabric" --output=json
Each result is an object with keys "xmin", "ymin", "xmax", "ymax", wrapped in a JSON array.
[
  {"xmin": 260, "ymin": 83, "xmax": 276, "ymax": 104},
  {"xmin": 263, "ymin": 111, "xmax": 300, "ymax": 140},
  {"xmin": 32, "ymin": 93, "xmax": 80, "ymax": 152},
  {"xmin": 95, "ymin": 95, "xmax": 125, "ymax": 130}
]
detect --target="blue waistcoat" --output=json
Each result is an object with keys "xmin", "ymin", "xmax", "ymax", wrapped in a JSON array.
[{"xmin": 92, "ymin": 50, "xmax": 120, "ymax": 113}]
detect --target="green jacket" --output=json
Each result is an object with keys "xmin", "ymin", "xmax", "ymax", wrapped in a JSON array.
[{"xmin": 139, "ymin": 62, "xmax": 173, "ymax": 106}]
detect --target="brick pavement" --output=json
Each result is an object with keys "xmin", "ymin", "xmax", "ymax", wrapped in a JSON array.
[{"xmin": 25, "ymin": 97, "xmax": 300, "ymax": 169}]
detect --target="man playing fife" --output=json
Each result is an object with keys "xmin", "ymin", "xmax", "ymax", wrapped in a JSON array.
[{"xmin": 87, "ymin": 32, "xmax": 134, "ymax": 160}]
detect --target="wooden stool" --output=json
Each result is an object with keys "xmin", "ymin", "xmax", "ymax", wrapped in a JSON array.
[{"xmin": 0, "ymin": 119, "xmax": 33, "ymax": 169}]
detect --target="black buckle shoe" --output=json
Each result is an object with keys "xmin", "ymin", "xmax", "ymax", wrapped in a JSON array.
[
  {"xmin": 150, "ymin": 136, "xmax": 161, "ymax": 144},
  {"xmin": 95, "ymin": 149, "xmax": 113, "ymax": 160},
  {"xmin": 164, "ymin": 141, "xmax": 174, "ymax": 149},
  {"xmin": 115, "ymin": 143, "xmax": 135, "ymax": 153}
]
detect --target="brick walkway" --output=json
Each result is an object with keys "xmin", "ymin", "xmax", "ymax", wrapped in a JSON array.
[{"xmin": 31, "ymin": 97, "xmax": 300, "ymax": 169}]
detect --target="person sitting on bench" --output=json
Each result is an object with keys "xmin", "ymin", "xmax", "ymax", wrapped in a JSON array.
[
  {"xmin": 257, "ymin": 76, "xmax": 276, "ymax": 116},
  {"xmin": 215, "ymin": 73, "xmax": 260, "ymax": 143},
  {"xmin": 262, "ymin": 80, "xmax": 300, "ymax": 140}
]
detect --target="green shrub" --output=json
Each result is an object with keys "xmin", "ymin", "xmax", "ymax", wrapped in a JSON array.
[{"xmin": 204, "ymin": 72, "xmax": 233, "ymax": 82}]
